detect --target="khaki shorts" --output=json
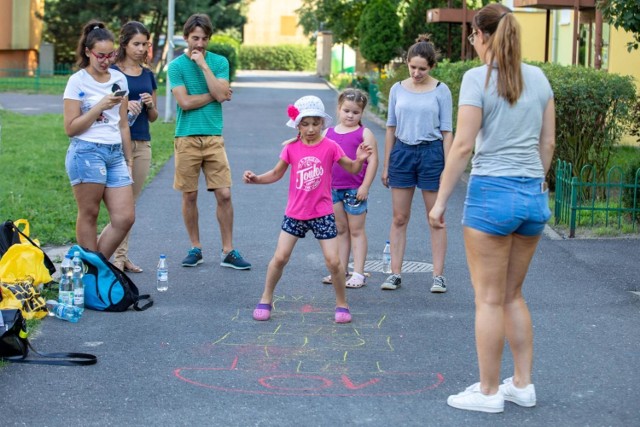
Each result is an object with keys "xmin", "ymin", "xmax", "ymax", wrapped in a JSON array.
[{"xmin": 173, "ymin": 135, "xmax": 231, "ymax": 192}]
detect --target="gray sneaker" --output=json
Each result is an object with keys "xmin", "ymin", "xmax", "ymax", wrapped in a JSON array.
[
  {"xmin": 430, "ymin": 275, "xmax": 447, "ymax": 293},
  {"xmin": 381, "ymin": 274, "xmax": 401, "ymax": 290},
  {"xmin": 499, "ymin": 377, "xmax": 536, "ymax": 407}
]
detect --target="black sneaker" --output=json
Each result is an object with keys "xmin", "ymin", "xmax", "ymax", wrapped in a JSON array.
[
  {"xmin": 182, "ymin": 247, "xmax": 203, "ymax": 267},
  {"xmin": 381, "ymin": 273, "xmax": 401, "ymax": 290},
  {"xmin": 220, "ymin": 249, "xmax": 251, "ymax": 270}
]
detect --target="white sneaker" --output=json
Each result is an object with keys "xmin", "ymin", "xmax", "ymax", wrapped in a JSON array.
[
  {"xmin": 500, "ymin": 377, "xmax": 536, "ymax": 407},
  {"xmin": 430, "ymin": 275, "xmax": 447, "ymax": 293},
  {"xmin": 447, "ymin": 382, "xmax": 504, "ymax": 413}
]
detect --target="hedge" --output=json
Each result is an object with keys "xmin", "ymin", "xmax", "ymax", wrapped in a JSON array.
[{"xmin": 239, "ymin": 45, "xmax": 315, "ymax": 71}]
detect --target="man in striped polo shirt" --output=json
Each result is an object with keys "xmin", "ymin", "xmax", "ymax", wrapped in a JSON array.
[{"xmin": 168, "ymin": 13, "xmax": 251, "ymax": 270}]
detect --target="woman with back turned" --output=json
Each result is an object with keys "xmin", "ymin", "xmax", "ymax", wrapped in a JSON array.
[{"xmin": 429, "ymin": 4, "xmax": 556, "ymax": 413}]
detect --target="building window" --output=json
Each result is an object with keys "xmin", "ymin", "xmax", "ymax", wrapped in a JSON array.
[{"xmin": 280, "ymin": 16, "xmax": 297, "ymax": 36}]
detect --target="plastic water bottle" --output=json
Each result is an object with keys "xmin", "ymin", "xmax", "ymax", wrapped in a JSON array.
[
  {"xmin": 127, "ymin": 110, "xmax": 139, "ymax": 126},
  {"xmin": 157, "ymin": 254, "xmax": 168, "ymax": 292},
  {"xmin": 53, "ymin": 303, "xmax": 82, "ymax": 323},
  {"xmin": 382, "ymin": 241, "xmax": 392, "ymax": 274},
  {"xmin": 71, "ymin": 251, "xmax": 84, "ymax": 311},
  {"xmin": 58, "ymin": 254, "xmax": 74, "ymax": 307},
  {"xmin": 127, "ymin": 99, "xmax": 141, "ymax": 126}
]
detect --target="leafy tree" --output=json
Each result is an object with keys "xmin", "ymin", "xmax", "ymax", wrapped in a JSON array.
[
  {"xmin": 296, "ymin": 0, "xmax": 371, "ymax": 46},
  {"xmin": 357, "ymin": 0, "xmax": 402, "ymax": 72},
  {"xmin": 599, "ymin": 0, "xmax": 640, "ymax": 51},
  {"xmin": 38, "ymin": 0, "xmax": 247, "ymax": 65}
]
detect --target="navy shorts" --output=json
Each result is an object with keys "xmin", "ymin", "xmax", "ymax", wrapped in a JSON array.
[
  {"xmin": 65, "ymin": 138, "xmax": 132, "ymax": 187},
  {"xmin": 332, "ymin": 188, "xmax": 368, "ymax": 215},
  {"xmin": 462, "ymin": 175, "xmax": 552, "ymax": 236},
  {"xmin": 388, "ymin": 139, "xmax": 444, "ymax": 191},
  {"xmin": 281, "ymin": 214, "xmax": 337, "ymax": 239}
]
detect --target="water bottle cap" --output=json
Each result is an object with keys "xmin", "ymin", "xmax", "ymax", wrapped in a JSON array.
[
  {"xmin": 385, "ymin": 240, "xmax": 390, "ymax": 244},
  {"xmin": 160, "ymin": 254, "xmax": 166, "ymax": 258}
]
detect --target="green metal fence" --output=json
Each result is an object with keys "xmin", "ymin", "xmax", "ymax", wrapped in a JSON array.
[
  {"xmin": 0, "ymin": 66, "xmax": 72, "ymax": 94},
  {"xmin": 554, "ymin": 159, "xmax": 640, "ymax": 237}
]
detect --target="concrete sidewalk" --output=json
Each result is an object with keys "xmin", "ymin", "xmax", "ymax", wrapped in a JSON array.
[{"xmin": 2, "ymin": 71, "xmax": 639, "ymax": 426}]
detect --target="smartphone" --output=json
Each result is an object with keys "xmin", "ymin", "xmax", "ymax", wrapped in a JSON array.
[
  {"xmin": 113, "ymin": 90, "xmax": 127, "ymax": 97},
  {"xmin": 541, "ymin": 181, "xmax": 548, "ymax": 192}
]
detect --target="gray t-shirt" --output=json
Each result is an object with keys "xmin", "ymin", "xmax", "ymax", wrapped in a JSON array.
[
  {"xmin": 386, "ymin": 81, "xmax": 453, "ymax": 144},
  {"xmin": 459, "ymin": 63, "xmax": 553, "ymax": 178}
]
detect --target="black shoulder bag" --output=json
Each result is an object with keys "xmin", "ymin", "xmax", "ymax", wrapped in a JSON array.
[{"xmin": 0, "ymin": 309, "xmax": 97, "ymax": 366}]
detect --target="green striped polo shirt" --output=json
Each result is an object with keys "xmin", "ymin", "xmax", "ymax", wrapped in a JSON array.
[{"xmin": 168, "ymin": 52, "xmax": 229, "ymax": 137}]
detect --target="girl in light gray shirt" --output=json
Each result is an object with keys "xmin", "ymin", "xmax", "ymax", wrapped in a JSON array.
[{"xmin": 380, "ymin": 34, "xmax": 453, "ymax": 294}]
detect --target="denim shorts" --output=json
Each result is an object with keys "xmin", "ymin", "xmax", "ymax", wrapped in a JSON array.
[
  {"xmin": 388, "ymin": 139, "xmax": 444, "ymax": 191},
  {"xmin": 332, "ymin": 188, "xmax": 368, "ymax": 215},
  {"xmin": 65, "ymin": 138, "xmax": 132, "ymax": 187},
  {"xmin": 281, "ymin": 214, "xmax": 337, "ymax": 239},
  {"xmin": 462, "ymin": 175, "xmax": 552, "ymax": 236}
]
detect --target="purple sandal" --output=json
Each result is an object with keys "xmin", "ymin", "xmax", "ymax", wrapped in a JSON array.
[
  {"xmin": 335, "ymin": 307, "xmax": 352, "ymax": 323},
  {"xmin": 253, "ymin": 303, "xmax": 272, "ymax": 321}
]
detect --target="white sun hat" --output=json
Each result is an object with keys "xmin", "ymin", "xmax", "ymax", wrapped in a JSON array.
[{"xmin": 286, "ymin": 95, "xmax": 333, "ymax": 129}]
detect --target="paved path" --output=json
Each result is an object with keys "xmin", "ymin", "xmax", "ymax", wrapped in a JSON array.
[{"xmin": 1, "ymin": 71, "xmax": 639, "ymax": 426}]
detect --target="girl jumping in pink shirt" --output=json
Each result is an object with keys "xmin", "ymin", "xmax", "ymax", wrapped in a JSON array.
[{"xmin": 243, "ymin": 95, "xmax": 372, "ymax": 323}]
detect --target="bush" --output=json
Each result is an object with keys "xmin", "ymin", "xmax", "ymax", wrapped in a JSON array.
[
  {"xmin": 239, "ymin": 45, "xmax": 315, "ymax": 71},
  {"xmin": 207, "ymin": 43, "xmax": 238, "ymax": 82},
  {"xmin": 538, "ymin": 62, "xmax": 637, "ymax": 187},
  {"xmin": 628, "ymin": 98, "xmax": 640, "ymax": 145}
]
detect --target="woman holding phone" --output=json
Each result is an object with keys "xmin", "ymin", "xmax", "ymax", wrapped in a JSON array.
[
  {"xmin": 63, "ymin": 19, "xmax": 134, "ymax": 259},
  {"xmin": 107, "ymin": 21, "xmax": 158, "ymax": 273}
]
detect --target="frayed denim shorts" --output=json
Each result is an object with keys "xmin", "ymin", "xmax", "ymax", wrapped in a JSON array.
[
  {"xmin": 462, "ymin": 175, "xmax": 551, "ymax": 236},
  {"xmin": 281, "ymin": 214, "xmax": 337, "ymax": 239},
  {"xmin": 332, "ymin": 188, "xmax": 368, "ymax": 215},
  {"xmin": 65, "ymin": 138, "xmax": 132, "ymax": 187},
  {"xmin": 388, "ymin": 139, "xmax": 444, "ymax": 191}
]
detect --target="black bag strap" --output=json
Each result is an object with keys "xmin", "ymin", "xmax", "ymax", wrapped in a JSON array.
[
  {"xmin": 6, "ymin": 340, "xmax": 97, "ymax": 366},
  {"xmin": 8, "ymin": 220, "xmax": 56, "ymax": 275},
  {"xmin": 133, "ymin": 294, "xmax": 153, "ymax": 311}
]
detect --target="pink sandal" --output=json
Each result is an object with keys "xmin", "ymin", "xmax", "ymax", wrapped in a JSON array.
[
  {"xmin": 335, "ymin": 307, "xmax": 352, "ymax": 323},
  {"xmin": 253, "ymin": 303, "xmax": 272, "ymax": 321}
]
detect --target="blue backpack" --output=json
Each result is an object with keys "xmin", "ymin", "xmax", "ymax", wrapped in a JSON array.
[{"xmin": 69, "ymin": 245, "xmax": 153, "ymax": 312}]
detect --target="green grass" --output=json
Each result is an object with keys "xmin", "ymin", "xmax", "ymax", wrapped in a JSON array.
[
  {"xmin": 0, "ymin": 75, "xmax": 168, "ymax": 96},
  {"xmin": 0, "ymin": 110, "xmax": 175, "ymax": 245}
]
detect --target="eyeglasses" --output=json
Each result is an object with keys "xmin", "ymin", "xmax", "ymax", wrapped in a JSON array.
[
  {"xmin": 467, "ymin": 30, "xmax": 478, "ymax": 44},
  {"xmin": 90, "ymin": 50, "xmax": 116, "ymax": 61}
]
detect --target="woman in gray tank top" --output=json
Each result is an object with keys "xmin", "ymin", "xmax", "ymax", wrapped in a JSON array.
[{"xmin": 429, "ymin": 3, "xmax": 556, "ymax": 413}]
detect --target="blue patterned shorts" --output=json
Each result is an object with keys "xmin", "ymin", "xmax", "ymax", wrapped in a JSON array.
[{"xmin": 281, "ymin": 214, "xmax": 337, "ymax": 239}]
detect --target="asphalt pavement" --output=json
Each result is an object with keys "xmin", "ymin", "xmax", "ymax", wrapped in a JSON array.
[{"xmin": 1, "ymin": 71, "xmax": 639, "ymax": 426}]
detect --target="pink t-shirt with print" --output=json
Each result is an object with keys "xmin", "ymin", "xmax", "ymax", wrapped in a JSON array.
[{"xmin": 280, "ymin": 137, "xmax": 346, "ymax": 220}]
